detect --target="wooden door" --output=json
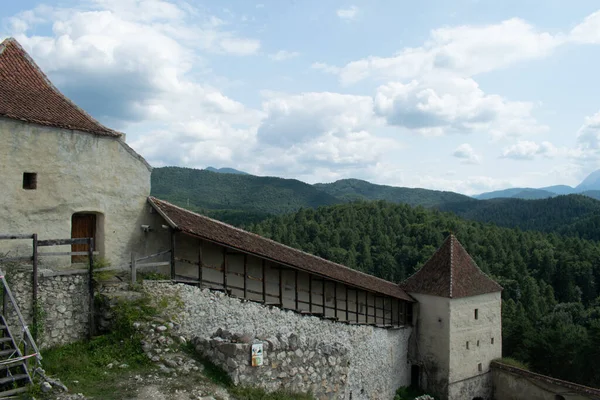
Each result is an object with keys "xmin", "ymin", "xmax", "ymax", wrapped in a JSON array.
[{"xmin": 71, "ymin": 214, "xmax": 96, "ymax": 263}]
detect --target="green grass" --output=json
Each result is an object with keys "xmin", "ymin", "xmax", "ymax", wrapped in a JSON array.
[
  {"xmin": 394, "ymin": 386, "xmax": 435, "ymax": 400},
  {"xmin": 39, "ymin": 295, "xmax": 157, "ymax": 399},
  {"xmin": 230, "ymin": 387, "xmax": 313, "ymax": 400},
  {"xmin": 495, "ymin": 357, "xmax": 530, "ymax": 370}
]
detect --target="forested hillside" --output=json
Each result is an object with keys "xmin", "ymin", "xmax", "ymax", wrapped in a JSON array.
[
  {"xmin": 314, "ymin": 178, "xmax": 474, "ymax": 207},
  {"xmin": 151, "ymin": 167, "xmax": 340, "ymax": 225},
  {"xmin": 249, "ymin": 202, "xmax": 600, "ymax": 387},
  {"xmin": 439, "ymin": 194, "xmax": 600, "ymax": 241}
]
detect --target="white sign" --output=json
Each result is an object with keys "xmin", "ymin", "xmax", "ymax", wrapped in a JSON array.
[{"xmin": 251, "ymin": 343, "xmax": 263, "ymax": 367}]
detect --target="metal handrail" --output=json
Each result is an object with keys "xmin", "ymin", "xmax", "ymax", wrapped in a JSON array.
[{"xmin": 0, "ymin": 270, "xmax": 42, "ymax": 361}]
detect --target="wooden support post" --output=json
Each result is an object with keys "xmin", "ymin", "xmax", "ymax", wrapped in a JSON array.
[
  {"xmin": 308, "ymin": 274, "xmax": 313, "ymax": 313},
  {"xmin": 198, "ymin": 240, "xmax": 203, "ymax": 286},
  {"xmin": 294, "ymin": 270, "xmax": 299, "ymax": 310},
  {"xmin": 278, "ymin": 267, "xmax": 283, "ymax": 306},
  {"xmin": 170, "ymin": 230, "xmax": 176, "ymax": 280},
  {"xmin": 243, "ymin": 254, "xmax": 248, "ymax": 299},
  {"xmin": 131, "ymin": 252, "xmax": 136, "ymax": 285},
  {"xmin": 365, "ymin": 291, "xmax": 369, "ymax": 324},
  {"xmin": 262, "ymin": 260, "xmax": 266, "ymax": 303},
  {"xmin": 356, "ymin": 289, "xmax": 359, "ymax": 323},
  {"xmin": 334, "ymin": 282, "xmax": 338, "ymax": 320},
  {"xmin": 374, "ymin": 295, "xmax": 378, "ymax": 325},
  {"xmin": 88, "ymin": 238, "xmax": 95, "ymax": 339},
  {"xmin": 345, "ymin": 286, "xmax": 349, "ymax": 322},
  {"xmin": 322, "ymin": 278, "xmax": 326, "ymax": 316},
  {"xmin": 223, "ymin": 248, "xmax": 228, "ymax": 293},
  {"xmin": 32, "ymin": 234, "xmax": 38, "ymax": 340}
]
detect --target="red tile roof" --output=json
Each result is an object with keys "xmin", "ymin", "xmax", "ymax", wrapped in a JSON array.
[
  {"xmin": 0, "ymin": 37, "xmax": 121, "ymax": 137},
  {"xmin": 400, "ymin": 235, "xmax": 502, "ymax": 298},
  {"xmin": 148, "ymin": 197, "xmax": 414, "ymax": 301}
]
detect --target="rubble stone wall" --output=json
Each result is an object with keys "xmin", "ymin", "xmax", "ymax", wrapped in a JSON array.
[
  {"xmin": 144, "ymin": 281, "xmax": 413, "ymax": 400},
  {"xmin": 5, "ymin": 270, "xmax": 89, "ymax": 349}
]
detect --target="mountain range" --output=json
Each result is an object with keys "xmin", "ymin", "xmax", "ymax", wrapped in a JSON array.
[
  {"xmin": 475, "ymin": 170, "xmax": 600, "ymax": 200},
  {"xmin": 150, "ymin": 166, "xmax": 600, "ymax": 240}
]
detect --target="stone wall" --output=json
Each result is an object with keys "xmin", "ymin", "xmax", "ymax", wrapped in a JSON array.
[
  {"xmin": 5, "ymin": 269, "xmax": 89, "ymax": 349},
  {"xmin": 193, "ymin": 329, "xmax": 349, "ymax": 399},
  {"xmin": 491, "ymin": 362, "xmax": 600, "ymax": 400},
  {"xmin": 145, "ymin": 281, "xmax": 413, "ymax": 400}
]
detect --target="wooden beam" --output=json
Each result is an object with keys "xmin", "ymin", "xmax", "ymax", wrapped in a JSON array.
[
  {"xmin": 38, "ymin": 238, "xmax": 89, "ymax": 246},
  {"xmin": 198, "ymin": 239, "xmax": 203, "ymax": 286},
  {"xmin": 262, "ymin": 259, "xmax": 266, "ymax": 303},
  {"xmin": 170, "ymin": 230, "xmax": 176, "ymax": 280},
  {"xmin": 334, "ymin": 282, "xmax": 338, "ymax": 320},
  {"xmin": 223, "ymin": 247, "xmax": 228, "ymax": 292},
  {"xmin": 32, "ymin": 234, "xmax": 38, "ymax": 340},
  {"xmin": 365, "ymin": 291, "xmax": 369, "ymax": 324},
  {"xmin": 0, "ymin": 234, "xmax": 35, "ymax": 240},
  {"xmin": 356, "ymin": 289, "xmax": 359, "ymax": 323},
  {"xmin": 308, "ymin": 274, "xmax": 313, "ymax": 313},
  {"xmin": 345, "ymin": 285, "xmax": 349, "ymax": 322},
  {"xmin": 322, "ymin": 277, "xmax": 326, "ymax": 316},
  {"xmin": 243, "ymin": 254, "xmax": 248, "ymax": 298},
  {"xmin": 294, "ymin": 270, "xmax": 299, "ymax": 310},
  {"xmin": 278, "ymin": 266, "xmax": 283, "ymax": 306},
  {"xmin": 374, "ymin": 295, "xmax": 378, "ymax": 325}
]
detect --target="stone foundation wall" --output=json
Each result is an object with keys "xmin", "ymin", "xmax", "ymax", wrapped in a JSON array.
[
  {"xmin": 193, "ymin": 329, "xmax": 350, "ymax": 399},
  {"xmin": 145, "ymin": 281, "xmax": 413, "ymax": 400},
  {"xmin": 5, "ymin": 269, "xmax": 89, "ymax": 349}
]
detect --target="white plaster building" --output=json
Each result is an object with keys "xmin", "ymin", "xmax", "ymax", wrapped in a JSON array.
[{"xmin": 0, "ymin": 38, "xmax": 152, "ymax": 267}]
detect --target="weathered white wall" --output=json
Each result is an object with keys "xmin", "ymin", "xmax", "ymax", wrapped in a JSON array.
[
  {"xmin": 448, "ymin": 292, "xmax": 501, "ymax": 400},
  {"xmin": 409, "ymin": 292, "xmax": 451, "ymax": 399},
  {"xmin": 0, "ymin": 118, "xmax": 152, "ymax": 268},
  {"xmin": 145, "ymin": 281, "xmax": 413, "ymax": 400}
]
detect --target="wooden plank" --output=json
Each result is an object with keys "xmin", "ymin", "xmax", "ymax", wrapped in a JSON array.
[
  {"xmin": 356, "ymin": 289, "xmax": 359, "ymax": 323},
  {"xmin": 345, "ymin": 285, "xmax": 349, "ymax": 322},
  {"xmin": 322, "ymin": 277, "xmax": 326, "ymax": 315},
  {"xmin": 0, "ymin": 256, "xmax": 32, "ymax": 263},
  {"xmin": 0, "ymin": 234, "xmax": 34, "ymax": 240},
  {"xmin": 32, "ymin": 234, "xmax": 38, "ymax": 340},
  {"xmin": 133, "ymin": 261, "xmax": 170, "ymax": 269},
  {"xmin": 365, "ymin": 291, "xmax": 369, "ymax": 324},
  {"xmin": 135, "ymin": 250, "xmax": 171, "ymax": 262},
  {"xmin": 88, "ymin": 238, "xmax": 95, "ymax": 339},
  {"xmin": 38, "ymin": 251, "xmax": 99, "ymax": 257},
  {"xmin": 243, "ymin": 254, "xmax": 248, "ymax": 299},
  {"xmin": 38, "ymin": 238, "xmax": 90, "ymax": 246},
  {"xmin": 131, "ymin": 252, "xmax": 136, "ymax": 284},
  {"xmin": 374, "ymin": 295, "xmax": 378, "ymax": 325}
]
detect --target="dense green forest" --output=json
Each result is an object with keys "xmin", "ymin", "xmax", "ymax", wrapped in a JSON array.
[
  {"xmin": 249, "ymin": 202, "xmax": 600, "ymax": 388},
  {"xmin": 440, "ymin": 195, "xmax": 600, "ymax": 241}
]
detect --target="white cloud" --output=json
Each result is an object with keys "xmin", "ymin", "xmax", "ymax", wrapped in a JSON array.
[
  {"xmin": 336, "ymin": 6, "xmax": 359, "ymax": 21},
  {"xmin": 256, "ymin": 92, "xmax": 400, "ymax": 173},
  {"xmin": 570, "ymin": 10, "xmax": 600, "ymax": 44},
  {"xmin": 311, "ymin": 62, "xmax": 341, "ymax": 74},
  {"xmin": 269, "ymin": 50, "xmax": 300, "ymax": 61},
  {"xmin": 453, "ymin": 143, "xmax": 481, "ymax": 164},
  {"xmin": 501, "ymin": 140, "xmax": 560, "ymax": 160},
  {"xmin": 374, "ymin": 75, "xmax": 545, "ymax": 137},
  {"xmin": 317, "ymin": 17, "xmax": 563, "ymax": 85}
]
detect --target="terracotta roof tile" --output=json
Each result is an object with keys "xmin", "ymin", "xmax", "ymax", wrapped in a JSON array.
[
  {"xmin": 400, "ymin": 235, "xmax": 502, "ymax": 298},
  {"xmin": 0, "ymin": 37, "xmax": 121, "ymax": 137},
  {"xmin": 148, "ymin": 197, "xmax": 414, "ymax": 302}
]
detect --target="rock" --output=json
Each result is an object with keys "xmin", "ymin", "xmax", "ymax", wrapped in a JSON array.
[
  {"xmin": 106, "ymin": 363, "xmax": 114, "ymax": 369},
  {"xmin": 156, "ymin": 325, "xmax": 168, "ymax": 332},
  {"xmin": 119, "ymin": 363, "xmax": 129, "ymax": 369},
  {"xmin": 41, "ymin": 382, "xmax": 52, "ymax": 392}
]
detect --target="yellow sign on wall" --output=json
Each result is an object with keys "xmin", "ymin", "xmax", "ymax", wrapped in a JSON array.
[{"xmin": 251, "ymin": 343, "xmax": 263, "ymax": 367}]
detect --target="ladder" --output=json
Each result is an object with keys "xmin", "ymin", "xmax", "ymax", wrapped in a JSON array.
[
  {"xmin": 0, "ymin": 315, "xmax": 32, "ymax": 398},
  {"xmin": 0, "ymin": 270, "xmax": 41, "ymax": 398}
]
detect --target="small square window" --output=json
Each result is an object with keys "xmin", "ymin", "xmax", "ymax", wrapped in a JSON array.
[
  {"xmin": 478, "ymin": 363, "xmax": 482, "ymax": 372},
  {"xmin": 466, "ymin": 341, "xmax": 469, "ymax": 349},
  {"xmin": 23, "ymin": 173, "xmax": 37, "ymax": 190},
  {"xmin": 477, "ymin": 340, "xmax": 480, "ymax": 347},
  {"xmin": 474, "ymin": 309, "xmax": 479, "ymax": 320},
  {"xmin": 491, "ymin": 337, "xmax": 494, "ymax": 345}
]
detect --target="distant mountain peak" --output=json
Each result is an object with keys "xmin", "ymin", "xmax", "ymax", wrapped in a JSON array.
[
  {"xmin": 576, "ymin": 169, "xmax": 600, "ymax": 191},
  {"xmin": 205, "ymin": 166, "xmax": 249, "ymax": 175}
]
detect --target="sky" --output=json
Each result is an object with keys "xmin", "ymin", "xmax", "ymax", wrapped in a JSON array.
[{"xmin": 3, "ymin": 0, "xmax": 600, "ymax": 195}]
